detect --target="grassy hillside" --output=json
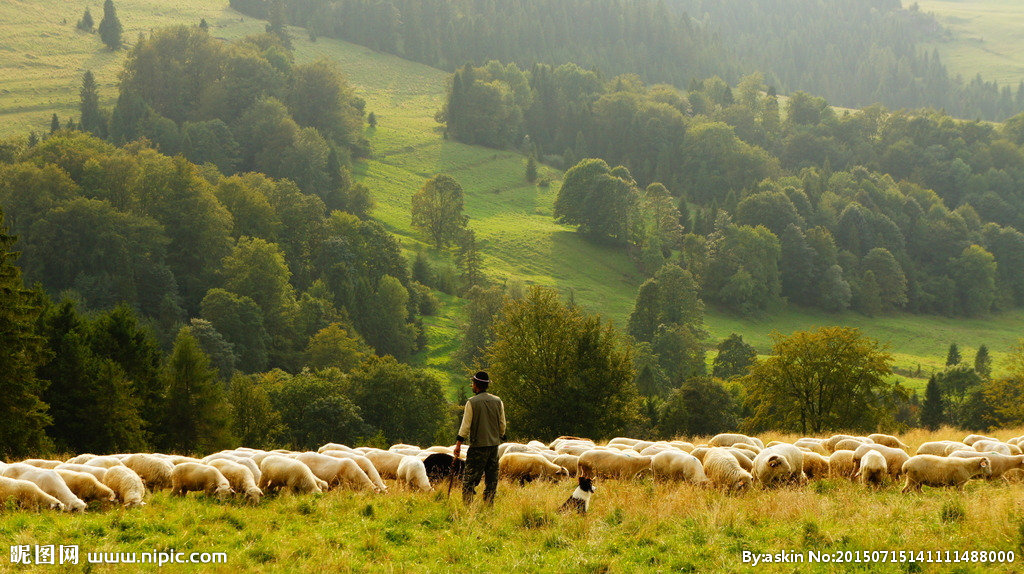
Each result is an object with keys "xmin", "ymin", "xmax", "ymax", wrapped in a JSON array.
[
  {"xmin": 917, "ymin": 0, "xmax": 1024, "ymax": 88},
  {"xmin": 3, "ymin": 1, "xmax": 1023, "ymax": 397}
]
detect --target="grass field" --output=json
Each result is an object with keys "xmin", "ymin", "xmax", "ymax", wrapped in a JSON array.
[
  {"xmin": 916, "ymin": 0, "xmax": 1024, "ymax": 87},
  {"xmin": 4, "ymin": 428, "xmax": 1024, "ymax": 573},
  {"xmin": 3, "ymin": 1, "xmax": 1024, "ymax": 395}
]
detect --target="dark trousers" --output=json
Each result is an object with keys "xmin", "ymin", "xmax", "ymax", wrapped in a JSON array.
[{"xmin": 462, "ymin": 446, "xmax": 499, "ymax": 505}]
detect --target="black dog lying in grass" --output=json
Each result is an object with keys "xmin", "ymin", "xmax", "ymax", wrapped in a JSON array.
[{"xmin": 559, "ymin": 476, "xmax": 595, "ymax": 514}]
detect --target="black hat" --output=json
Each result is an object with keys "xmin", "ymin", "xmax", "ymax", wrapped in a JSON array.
[{"xmin": 472, "ymin": 371, "xmax": 490, "ymax": 385}]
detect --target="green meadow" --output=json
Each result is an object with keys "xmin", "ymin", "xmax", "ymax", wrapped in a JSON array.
[
  {"xmin": 916, "ymin": 0, "xmax": 1024, "ymax": 88},
  {"xmin": 2, "ymin": 1, "xmax": 1024, "ymax": 396}
]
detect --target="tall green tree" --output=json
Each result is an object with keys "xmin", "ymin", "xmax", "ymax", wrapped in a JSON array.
[
  {"xmin": 78, "ymin": 7, "xmax": 95, "ymax": 31},
  {"xmin": 411, "ymin": 174, "xmax": 467, "ymax": 248},
  {"xmin": 554, "ymin": 158, "xmax": 637, "ymax": 242},
  {"xmin": 921, "ymin": 375, "xmax": 944, "ymax": 431},
  {"xmin": 950, "ymin": 244, "xmax": 997, "ymax": 316},
  {"xmin": 346, "ymin": 356, "xmax": 448, "ymax": 445},
  {"xmin": 712, "ymin": 333, "xmax": 757, "ymax": 380},
  {"xmin": 200, "ymin": 288, "xmax": 270, "ymax": 374},
  {"xmin": 974, "ymin": 344, "xmax": 992, "ymax": 379},
  {"xmin": 264, "ymin": 368, "xmax": 365, "ymax": 449},
  {"xmin": 946, "ymin": 342, "xmax": 961, "ymax": 366},
  {"xmin": 98, "ymin": 0, "xmax": 123, "ymax": 50},
  {"xmin": 486, "ymin": 286, "xmax": 641, "ymax": 440},
  {"xmin": 0, "ymin": 208, "xmax": 52, "ymax": 458},
  {"xmin": 79, "ymin": 71, "xmax": 105, "ymax": 138},
  {"xmin": 742, "ymin": 326, "xmax": 893, "ymax": 434},
  {"xmin": 457, "ymin": 285, "xmax": 505, "ymax": 365},
  {"xmin": 161, "ymin": 326, "xmax": 234, "ymax": 453}
]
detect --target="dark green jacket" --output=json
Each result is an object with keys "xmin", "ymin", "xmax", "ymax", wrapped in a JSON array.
[{"xmin": 457, "ymin": 392, "xmax": 506, "ymax": 447}]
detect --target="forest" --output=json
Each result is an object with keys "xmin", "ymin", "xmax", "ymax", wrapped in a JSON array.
[
  {"xmin": 3, "ymin": 1, "xmax": 1024, "ymax": 460},
  {"xmin": 231, "ymin": 0, "xmax": 1024, "ymax": 121}
]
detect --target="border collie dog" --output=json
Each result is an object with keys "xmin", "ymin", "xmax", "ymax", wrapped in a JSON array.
[{"xmin": 559, "ymin": 476, "xmax": 595, "ymax": 514}]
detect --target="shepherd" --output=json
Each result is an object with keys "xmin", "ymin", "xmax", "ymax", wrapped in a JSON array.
[{"xmin": 453, "ymin": 371, "xmax": 507, "ymax": 506}]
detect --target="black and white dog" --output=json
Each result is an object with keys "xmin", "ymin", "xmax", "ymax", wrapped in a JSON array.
[{"xmin": 559, "ymin": 476, "xmax": 595, "ymax": 514}]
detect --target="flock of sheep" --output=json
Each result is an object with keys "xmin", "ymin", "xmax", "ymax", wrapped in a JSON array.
[{"xmin": 1, "ymin": 431, "xmax": 1022, "ymax": 512}]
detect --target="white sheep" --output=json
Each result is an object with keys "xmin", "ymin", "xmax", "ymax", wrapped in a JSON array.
[
  {"xmin": 319, "ymin": 450, "xmax": 388, "ymax": 493},
  {"xmin": 852, "ymin": 444, "xmax": 910, "ymax": 479},
  {"xmin": 801, "ymin": 451, "xmax": 830, "ymax": 480},
  {"xmin": 855, "ymin": 450, "xmax": 888, "ymax": 488},
  {"xmin": 83, "ymin": 456, "xmax": 126, "ymax": 469},
  {"xmin": 121, "ymin": 453, "xmax": 175, "ymax": 491},
  {"xmin": 259, "ymin": 455, "xmax": 324, "ymax": 495},
  {"xmin": 294, "ymin": 452, "xmax": 378, "ymax": 492},
  {"xmin": 726, "ymin": 448, "xmax": 755, "ymax": 472},
  {"xmin": 972, "ymin": 440, "xmax": 1012, "ymax": 456},
  {"xmin": 361, "ymin": 449, "xmax": 406, "ymax": 480},
  {"xmin": 103, "ymin": 466, "xmax": 147, "ymax": 507},
  {"xmin": 948, "ymin": 451, "xmax": 1024, "ymax": 479},
  {"xmin": 702, "ymin": 448, "xmax": 752, "ymax": 492},
  {"xmin": 203, "ymin": 453, "xmax": 263, "ymax": 484},
  {"xmin": 55, "ymin": 463, "xmax": 107, "ymax": 481},
  {"xmin": 0, "ymin": 476, "xmax": 64, "ymax": 511},
  {"xmin": 64, "ymin": 454, "xmax": 98, "ymax": 465},
  {"xmin": 318, "ymin": 442, "xmax": 357, "ymax": 454},
  {"xmin": 18, "ymin": 459, "xmax": 63, "ymax": 469},
  {"xmin": 651, "ymin": 450, "xmax": 709, "ymax": 484},
  {"xmin": 867, "ymin": 433, "xmax": 910, "ymax": 451},
  {"xmin": 824, "ymin": 435, "xmax": 870, "ymax": 452},
  {"xmin": 396, "ymin": 456, "xmax": 433, "ymax": 492},
  {"xmin": 171, "ymin": 463, "xmax": 233, "ymax": 500},
  {"xmin": 551, "ymin": 454, "xmax": 580, "ymax": 478},
  {"xmin": 607, "ymin": 437, "xmax": 641, "ymax": 447},
  {"xmin": 577, "ymin": 450, "xmax": 652, "ymax": 480},
  {"xmin": 832, "ymin": 438, "xmax": 871, "ymax": 452},
  {"xmin": 709, "ymin": 433, "xmax": 764, "ymax": 450},
  {"xmin": 499, "ymin": 453, "xmax": 570, "ymax": 483},
  {"xmin": 901, "ymin": 454, "xmax": 992, "ymax": 493},
  {"xmin": 752, "ymin": 444, "xmax": 804, "ymax": 486},
  {"xmin": 54, "ymin": 469, "xmax": 117, "ymax": 505},
  {"xmin": 962, "ymin": 434, "xmax": 997, "ymax": 447},
  {"xmin": 1, "ymin": 464, "xmax": 87, "ymax": 512},
  {"xmin": 207, "ymin": 459, "xmax": 263, "ymax": 503},
  {"xmin": 915, "ymin": 441, "xmax": 962, "ymax": 456},
  {"xmin": 828, "ymin": 450, "xmax": 857, "ymax": 480},
  {"xmin": 793, "ymin": 438, "xmax": 829, "ymax": 456}
]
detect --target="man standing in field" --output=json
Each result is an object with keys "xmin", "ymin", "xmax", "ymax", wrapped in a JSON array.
[{"xmin": 453, "ymin": 371, "xmax": 506, "ymax": 506}]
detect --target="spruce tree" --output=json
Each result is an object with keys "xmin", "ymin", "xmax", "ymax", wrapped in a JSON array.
[
  {"xmin": 79, "ymin": 70, "xmax": 103, "ymax": 137},
  {"xmin": 0, "ymin": 207, "xmax": 53, "ymax": 458},
  {"xmin": 98, "ymin": 0, "xmax": 123, "ymax": 50},
  {"xmin": 161, "ymin": 326, "xmax": 233, "ymax": 452},
  {"xmin": 78, "ymin": 8, "xmax": 95, "ymax": 32},
  {"xmin": 50, "ymin": 113, "xmax": 60, "ymax": 134},
  {"xmin": 974, "ymin": 344, "xmax": 992, "ymax": 379},
  {"xmin": 946, "ymin": 342, "xmax": 961, "ymax": 366},
  {"xmin": 921, "ymin": 375, "xmax": 945, "ymax": 431},
  {"xmin": 525, "ymin": 155, "xmax": 538, "ymax": 183}
]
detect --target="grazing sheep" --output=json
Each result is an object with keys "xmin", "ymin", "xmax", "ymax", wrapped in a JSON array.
[
  {"xmin": 651, "ymin": 450, "xmax": 709, "ymax": 484},
  {"xmin": 639, "ymin": 444, "xmax": 678, "ymax": 457},
  {"xmin": 1, "ymin": 464, "xmax": 87, "ymax": 512},
  {"xmin": 962, "ymin": 434, "xmax": 997, "ymax": 447},
  {"xmin": 901, "ymin": 455, "xmax": 992, "ymax": 493},
  {"xmin": 259, "ymin": 455, "xmax": 324, "ymax": 495},
  {"xmin": 498, "ymin": 453, "xmax": 569, "ymax": 484},
  {"xmin": 824, "ymin": 435, "xmax": 861, "ymax": 452},
  {"xmin": 83, "ymin": 456, "xmax": 126, "ymax": 469},
  {"xmin": 731, "ymin": 443, "xmax": 762, "ymax": 455},
  {"xmin": 578, "ymin": 450, "xmax": 652, "ymax": 480},
  {"xmin": 54, "ymin": 469, "xmax": 117, "ymax": 505},
  {"xmin": 1002, "ymin": 468, "xmax": 1024, "ymax": 484},
  {"xmin": 794, "ymin": 438, "xmax": 829, "ymax": 456},
  {"xmin": 64, "ymin": 454, "xmax": 98, "ymax": 465},
  {"xmin": 852, "ymin": 444, "xmax": 910, "ymax": 479},
  {"xmin": 207, "ymin": 459, "xmax": 263, "ymax": 503},
  {"xmin": 948, "ymin": 451, "xmax": 1024, "ymax": 479},
  {"xmin": 167, "ymin": 455, "xmax": 205, "ymax": 465},
  {"xmin": 318, "ymin": 443, "xmax": 357, "ymax": 454},
  {"xmin": 19, "ymin": 459, "xmax": 63, "ymax": 469},
  {"xmin": 55, "ymin": 463, "xmax": 107, "ymax": 481},
  {"xmin": 551, "ymin": 454, "xmax": 580, "ymax": 478},
  {"xmin": 203, "ymin": 453, "xmax": 262, "ymax": 484},
  {"xmin": 726, "ymin": 448, "xmax": 755, "ymax": 472},
  {"xmin": 319, "ymin": 450, "xmax": 388, "ymax": 493},
  {"xmin": 171, "ymin": 463, "xmax": 233, "ymax": 501},
  {"xmin": 396, "ymin": 456, "xmax": 433, "ymax": 492},
  {"xmin": 972, "ymin": 440, "xmax": 1012, "ymax": 456},
  {"xmin": 855, "ymin": 450, "xmax": 888, "ymax": 488},
  {"xmin": 294, "ymin": 452, "xmax": 378, "ymax": 492},
  {"xmin": 690, "ymin": 447, "xmax": 710, "ymax": 463},
  {"xmin": 702, "ymin": 448, "xmax": 752, "ymax": 492},
  {"xmin": 943, "ymin": 442, "xmax": 972, "ymax": 456},
  {"xmin": 607, "ymin": 437, "xmax": 641, "ymax": 447},
  {"xmin": 829, "ymin": 450, "xmax": 857, "ymax": 479},
  {"xmin": 914, "ymin": 441, "xmax": 959, "ymax": 456},
  {"xmin": 500, "ymin": 443, "xmax": 541, "ymax": 458},
  {"xmin": 801, "ymin": 452, "xmax": 831, "ymax": 480},
  {"xmin": 832, "ymin": 438, "xmax": 870, "ymax": 452},
  {"xmin": 709, "ymin": 433, "xmax": 764, "ymax": 450},
  {"xmin": 422, "ymin": 453, "xmax": 465, "ymax": 485},
  {"xmin": 0, "ymin": 476, "xmax": 64, "ymax": 511},
  {"xmin": 554, "ymin": 442, "xmax": 594, "ymax": 457},
  {"xmin": 102, "ymin": 466, "xmax": 147, "ymax": 507},
  {"xmin": 867, "ymin": 433, "xmax": 910, "ymax": 451},
  {"xmin": 361, "ymin": 449, "xmax": 406, "ymax": 480},
  {"xmin": 669, "ymin": 441, "xmax": 695, "ymax": 453},
  {"xmin": 121, "ymin": 454, "xmax": 174, "ymax": 491},
  {"xmin": 752, "ymin": 444, "xmax": 804, "ymax": 486}
]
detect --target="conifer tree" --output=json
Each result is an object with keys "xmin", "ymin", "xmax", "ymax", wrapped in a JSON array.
[
  {"xmin": 49, "ymin": 113, "xmax": 60, "ymax": 134},
  {"xmin": 98, "ymin": 0, "xmax": 123, "ymax": 50},
  {"xmin": 921, "ymin": 375, "xmax": 945, "ymax": 431},
  {"xmin": 946, "ymin": 342, "xmax": 961, "ymax": 366},
  {"xmin": 0, "ymin": 207, "xmax": 52, "ymax": 458},
  {"xmin": 79, "ymin": 70, "xmax": 103, "ymax": 137},
  {"xmin": 78, "ymin": 7, "xmax": 95, "ymax": 32},
  {"xmin": 974, "ymin": 344, "xmax": 992, "ymax": 379},
  {"xmin": 161, "ymin": 326, "xmax": 233, "ymax": 452}
]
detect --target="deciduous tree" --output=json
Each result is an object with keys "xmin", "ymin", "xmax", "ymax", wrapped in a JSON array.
[{"xmin": 411, "ymin": 174, "xmax": 467, "ymax": 248}]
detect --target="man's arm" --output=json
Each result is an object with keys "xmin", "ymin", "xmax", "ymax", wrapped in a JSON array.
[
  {"xmin": 454, "ymin": 400, "xmax": 474, "ymax": 458},
  {"xmin": 498, "ymin": 400, "xmax": 507, "ymax": 442}
]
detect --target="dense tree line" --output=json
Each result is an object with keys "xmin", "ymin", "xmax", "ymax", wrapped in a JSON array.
[
  {"xmin": 232, "ymin": 0, "xmax": 1024, "ymax": 121},
  {"xmin": 0, "ymin": 130, "xmax": 455, "ymax": 456},
  {"xmin": 443, "ymin": 64, "xmax": 1024, "ymax": 318}
]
